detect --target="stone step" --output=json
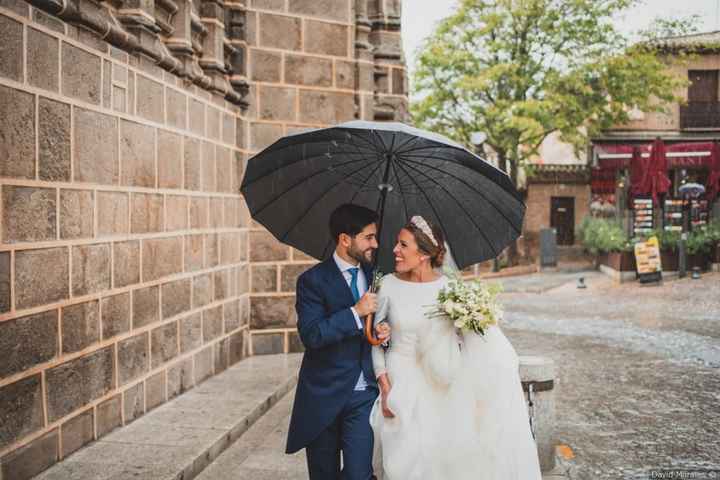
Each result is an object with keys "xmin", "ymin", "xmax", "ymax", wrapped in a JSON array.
[
  {"xmin": 32, "ymin": 354, "xmax": 302, "ymax": 480},
  {"xmin": 195, "ymin": 386, "xmax": 304, "ymax": 479}
]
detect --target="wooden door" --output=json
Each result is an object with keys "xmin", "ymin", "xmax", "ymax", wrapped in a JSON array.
[{"xmin": 550, "ymin": 197, "xmax": 575, "ymax": 245}]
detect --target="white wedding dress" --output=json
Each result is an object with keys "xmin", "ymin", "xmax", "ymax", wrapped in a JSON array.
[{"xmin": 369, "ymin": 273, "xmax": 542, "ymax": 480}]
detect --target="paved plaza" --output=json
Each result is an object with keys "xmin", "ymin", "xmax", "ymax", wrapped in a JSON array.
[
  {"xmin": 505, "ymin": 271, "xmax": 720, "ymax": 478},
  {"xmin": 193, "ymin": 270, "xmax": 720, "ymax": 479}
]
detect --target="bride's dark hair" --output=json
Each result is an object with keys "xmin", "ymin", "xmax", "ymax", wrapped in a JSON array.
[{"xmin": 404, "ymin": 219, "xmax": 446, "ymax": 268}]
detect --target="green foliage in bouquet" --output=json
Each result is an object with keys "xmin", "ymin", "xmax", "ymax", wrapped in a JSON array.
[{"xmin": 427, "ymin": 274, "xmax": 503, "ymax": 336}]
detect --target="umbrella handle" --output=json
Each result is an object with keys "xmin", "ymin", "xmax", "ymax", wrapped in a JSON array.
[{"xmin": 364, "ymin": 313, "xmax": 385, "ymax": 346}]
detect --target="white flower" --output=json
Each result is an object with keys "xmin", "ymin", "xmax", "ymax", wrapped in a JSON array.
[{"xmin": 444, "ymin": 300, "xmax": 457, "ymax": 315}]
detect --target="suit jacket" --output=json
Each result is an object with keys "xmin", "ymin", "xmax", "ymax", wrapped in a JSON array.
[{"xmin": 285, "ymin": 257, "xmax": 377, "ymax": 454}]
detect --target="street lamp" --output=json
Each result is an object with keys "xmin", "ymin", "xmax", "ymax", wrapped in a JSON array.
[
  {"xmin": 678, "ymin": 182, "xmax": 706, "ymax": 278},
  {"xmin": 471, "ymin": 131, "xmax": 500, "ymax": 272}
]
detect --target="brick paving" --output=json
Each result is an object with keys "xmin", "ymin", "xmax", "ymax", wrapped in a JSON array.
[{"xmin": 502, "ymin": 272, "xmax": 720, "ymax": 479}]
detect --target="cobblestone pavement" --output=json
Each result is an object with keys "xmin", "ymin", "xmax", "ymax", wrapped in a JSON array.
[
  {"xmin": 201, "ymin": 271, "xmax": 720, "ymax": 480},
  {"xmin": 501, "ymin": 271, "xmax": 720, "ymax": 479}
]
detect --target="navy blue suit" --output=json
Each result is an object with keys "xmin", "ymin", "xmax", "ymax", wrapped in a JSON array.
[{"xmin": 286, "ymin": 257, "xmax": 378, "ymax": 479}]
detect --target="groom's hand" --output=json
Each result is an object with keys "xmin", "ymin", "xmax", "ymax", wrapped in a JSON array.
[{"xmin": 354, "ymin": 292, "xmax": 378, "ymax": 317}]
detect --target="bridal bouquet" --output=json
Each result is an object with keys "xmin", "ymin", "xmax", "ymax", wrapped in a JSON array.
[{"xmin": 427, "ymin": 274, "xmax": 503, "ymax": 336}]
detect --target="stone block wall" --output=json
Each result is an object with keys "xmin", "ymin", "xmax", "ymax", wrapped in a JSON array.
[
  {"xmin": 0, "ymin": 0, "xmax": 251, "ymax": 476},
  {"xmin": 0, "ymin": 0, "xmax": 407, "ymax": 475}
]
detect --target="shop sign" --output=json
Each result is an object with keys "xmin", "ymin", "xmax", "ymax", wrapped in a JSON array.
[{"xmin": 634, "ymin": 237, "xmax": 663, "ymax": 284}]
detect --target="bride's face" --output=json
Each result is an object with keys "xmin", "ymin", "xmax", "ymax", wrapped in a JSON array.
[{"xmin": 393, "ymin": 228, "xmax": 428, "ymax": 273}]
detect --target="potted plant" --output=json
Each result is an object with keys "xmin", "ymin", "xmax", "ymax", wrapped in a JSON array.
[
  {"xmin": 707, "ymin": 220, "xmax": 720, "ymax": 264},
  {"xmin": 650, "ymin": 229, "xmax": 680, "ymax": 272},
  {"xmin": 686, "ymin": 227, "xmax": 713, "ymax": 271},
  {"xmin": 579, "ymin": 217, "xmax": 635, "ymax": 271}
]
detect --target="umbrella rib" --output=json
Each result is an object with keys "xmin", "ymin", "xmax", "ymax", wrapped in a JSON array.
[
  {"xmin": 398, "ymin": 158, "xmax": 500, "ymax": 259},
  {"xmin": 250, "ymin": 156, "xmax": 378, "ymax": 217},
  {"xmin": 317, "ymin": 153, "xmax": 388, "ymax": 260},
  {"xmin": 371, "ymin": 129, "xmax": 389, "ymax": 153},
  {"xmin": 401, "ymin": 156, "xmax": 524, "ymax": 235},
  {"xmin": 393, "ymin": 143, "xmax": 475, "ymax": 158},
  {"xmin": 242, "ymin": 148, "xmax": 373, "ymax": 189},
  {"xmin": 266, "ymin": 135, "xmax": 377, "ymax": 156},
  {"xmin": 401, "ymin": 152, "xmax": 515, "ymax": 190},
  {"xmin": 278, "ymin": 158, "xmax": 385, "ymax": 242},
  {"xmin": 393, "ymin": 157, "xmax": 475, "ymax": 265},
  {"xmin": 402, "ymin": 150, "xmax": 523, "ymax": 202},
  {"xmin": 340, "ymin": 129, "xmax": 380, "ymax": 152},
  {"xmin": 389, "ymin": 155, "xmax": 410, "ymax": 221},
  {"xmin": 314, "ymin": 130, "xmax": 387, "ymax": 260},
  {"xmin": 393, "ymin": 134, "xmax": 424, "ymax": 156},
  {"xmin": 344, "ymin": 132, "xmax": 379, "ymax": 161}
]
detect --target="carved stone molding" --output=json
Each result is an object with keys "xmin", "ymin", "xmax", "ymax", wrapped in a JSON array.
[{"xmin": 25, "ymin": 0, "xmax": 249, "ymax": 107}]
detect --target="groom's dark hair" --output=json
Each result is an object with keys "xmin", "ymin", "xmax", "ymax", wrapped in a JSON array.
[{"xmin": 329, "ymin": 204, "xmax": 379, "ymax": 243}]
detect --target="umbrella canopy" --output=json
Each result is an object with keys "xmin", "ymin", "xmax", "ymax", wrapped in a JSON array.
[
  {"xmin": 241, "ymin": 120, "xmax": 525, "ymax": 274},
  {"xmin": 679, "ymin": 182, "xmax": 706, "ymax": 198}
]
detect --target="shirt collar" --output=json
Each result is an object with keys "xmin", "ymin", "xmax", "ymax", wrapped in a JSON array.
[{"xmin": 333, "ymin": 251, "xmax": 360, "ymax": 273}]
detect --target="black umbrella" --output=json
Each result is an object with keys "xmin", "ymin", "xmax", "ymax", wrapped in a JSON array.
[{"xmin": 240, "ymin": 120, "xmax": 525, "ymax": 275}]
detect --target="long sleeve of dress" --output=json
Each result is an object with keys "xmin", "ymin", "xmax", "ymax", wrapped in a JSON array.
[{"xmin": 371, "ymin": 291, "xmax": 390, "ymax": 378}]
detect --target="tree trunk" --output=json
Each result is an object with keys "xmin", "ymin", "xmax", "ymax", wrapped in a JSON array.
[{"xmin": 506, "ymin": 152, "xmax": 521, "ymax": 266}]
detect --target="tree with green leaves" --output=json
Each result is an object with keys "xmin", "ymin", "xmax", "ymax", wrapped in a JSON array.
[
  {"xmin": 411, "ymin": 0, "xmax": 697, "ymax": 264},
  {"xmin": 412, "ymin": 0, "xmax": 691, "ymax": 188}
]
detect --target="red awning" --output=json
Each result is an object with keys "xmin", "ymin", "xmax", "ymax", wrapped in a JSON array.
[
  {"xmin": 629, "ymin": 140, "xmax": 670, "ymax": 203},
  {"xmin": 707, "ymin": 142, "xmax": 720, "ymax": 201},
  {"xmin": 591, "ymin": 167, "xmax": 616, "ymax": 194},
  {"xmin": 665, "ymin": 142, "xmax": 713, "ymax": 168},
  {"xmin": 595, "ymin": 140, "xmax": 719, "ymax": 200}
]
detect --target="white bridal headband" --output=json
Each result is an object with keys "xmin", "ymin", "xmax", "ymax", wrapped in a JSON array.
[{"xmin": 409, "ymin": 215, "xmax": 438, "ymax": 247}]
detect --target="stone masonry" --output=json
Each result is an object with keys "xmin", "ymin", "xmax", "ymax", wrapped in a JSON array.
[{"xmin": 0, "ymin": 0, "xmax": 408, "ymax": 477}]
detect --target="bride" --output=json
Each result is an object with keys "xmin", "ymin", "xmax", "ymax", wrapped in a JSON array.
[{"xmin": 369, "ymin": 216, "xmax": 542, "ymax": 479}]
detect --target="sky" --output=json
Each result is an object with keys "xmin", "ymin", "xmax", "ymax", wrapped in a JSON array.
[{"xmin": 401, "ymin": 0, "xmax": 720, "ymax": 77}]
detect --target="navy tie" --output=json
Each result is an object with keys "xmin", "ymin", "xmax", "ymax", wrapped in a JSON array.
[{"xmin": 348, "ymin": 267, "xmax": 360, "ymax": 302}]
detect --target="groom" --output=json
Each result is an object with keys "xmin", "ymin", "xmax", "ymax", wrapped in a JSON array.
[{"xmin": 286, "ymin": 203, "xmax": 388, "ymax": 480}]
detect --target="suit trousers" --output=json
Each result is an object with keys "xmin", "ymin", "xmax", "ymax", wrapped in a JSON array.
[{"xmin": 305, "ymin": 387, "xmax": 378, "ymax": 480}]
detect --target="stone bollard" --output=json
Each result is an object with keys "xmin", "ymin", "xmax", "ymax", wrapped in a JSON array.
[{"xmin": 519, "ymin": 355, "xmax": 557, "ymax": 472}]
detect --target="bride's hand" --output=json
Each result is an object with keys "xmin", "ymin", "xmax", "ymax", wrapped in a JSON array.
[
  {"xmin": 377, "ymin": 374, "xmax": 395, "ymax": 418},
  {"xmin": 375, "ymin": 322, "xmax": 391, "ymax": 341}
]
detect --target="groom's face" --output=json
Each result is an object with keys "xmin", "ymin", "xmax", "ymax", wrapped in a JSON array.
[{"xmin": 346, "ymin": 223, "xmax": 378, "ymax": 265}]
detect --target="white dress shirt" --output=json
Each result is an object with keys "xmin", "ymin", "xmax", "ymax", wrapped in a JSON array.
[{"xmin": 333, "ymin": 251, "xmax": 368, "ymax": 391}]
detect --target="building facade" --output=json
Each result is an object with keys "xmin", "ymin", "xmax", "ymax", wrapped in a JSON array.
[
  {"xmin": 591, "ymin": 32, "xmax": 720, "ymax": 237},
  {"xmin": 523, "ymin": 32, "xmax": 720, "ymax": 261},
  {"xmin": 524, "ymin": 165, "xmax": 591, "ymax": 257},
  {"xmin": 0, "ymin": 0, "xmax": 407, "ymax": 475}
]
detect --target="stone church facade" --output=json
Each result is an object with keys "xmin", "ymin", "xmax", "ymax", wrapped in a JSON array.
[{"xmin": 0, "ymin": 0, "xmax": 407, "ymax": 474}]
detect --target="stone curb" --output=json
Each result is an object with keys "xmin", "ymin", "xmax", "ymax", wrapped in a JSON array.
[{"xmin": 32, "ymin": 354, "xmax": 302, "ymax": 480}]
